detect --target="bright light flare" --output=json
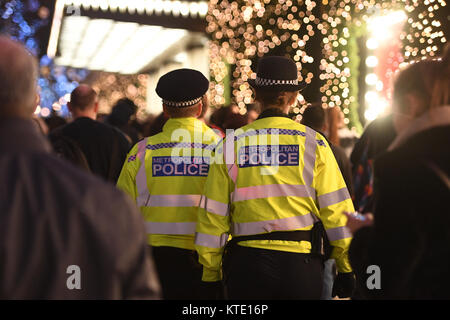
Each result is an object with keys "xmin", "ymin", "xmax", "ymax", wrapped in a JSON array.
[
  {"xmin": 365, "ymin": 91, "xmax": 378, "ymax": 102},
  {"xmin": 366, "ymin": 55, "xmax": 379, "ymax": 68},
  {"xmin": 365, "ymin": 73, "xmax": 378, "ymax": 86},
  {"xmin": 40, "ymin": 107, "xmax": 51, "ymax": 117},
  {"xmin": 364, "ymin": 92, "xmax": 389, "ymax": 121},
  {"xmin": 367, "ymin": 10, "xmax": 407, "ymax": 41},
  {"xmin": 366, "ymin": 38, "xmax": 379, "ymax": 50}
]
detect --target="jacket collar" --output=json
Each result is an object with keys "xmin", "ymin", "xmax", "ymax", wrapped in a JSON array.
[
  {"xmin": 389, "ymin": 106, "xmax": 450, "ymax": 151},
  {"xmin": 162, "ymin": 117, "xmax": 205, "ymax": 133},
  {"xmin": 257, "ymin": 108, "xmax": 291, "ymax": 120},
  {"xmin": 0, "ymin": 117, "xmax": 52, "ymax": 153}
]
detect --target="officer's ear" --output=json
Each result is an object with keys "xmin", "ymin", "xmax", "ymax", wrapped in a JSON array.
[
  {"xmin": 287, "ymin": 91, "xmax": 299, "ymax": 107},
  {"xmin": 194, "ymin": 101, "xmax": 203, "ymax": 118},
  {"xmin": 251, "ymin": 87, "xmax": 259, "ymax": 102}
]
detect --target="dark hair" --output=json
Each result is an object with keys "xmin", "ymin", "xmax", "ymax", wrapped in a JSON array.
[
  {"xmin": 108, "ymin": 98, "xmax": 138, "ymax": 126},
  {"xmin": 49, "ymin": 134, "xmax": 91, "ymax": 172},
  {"xmin": 223, "ymin": 112, "xmax": 249, "ymax": 130},
  {"xmin": 45, "ymin": 112, "xmax": 68, "ymax": 132},
  {"xmin": 301, "ymin": 103, "xmax": 326, "ymax": 131},
  {"xmin": 209, "ymin": 106, "xmax": 234, "ymax": 131}
]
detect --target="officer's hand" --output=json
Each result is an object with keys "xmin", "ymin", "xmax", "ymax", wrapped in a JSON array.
[{"xmin": 332, "ymin": 272, "xmax": 355, "ymax": 299}]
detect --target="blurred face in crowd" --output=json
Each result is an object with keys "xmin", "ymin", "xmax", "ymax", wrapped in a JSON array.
[
  {"xmin": 392, "ymin": 92, "xmax": 427, "ymax": 134},
  {"xmin": 391, "ymin": 59, "xmax": 436, "ymax": 134},
  {"xmin": 391, "ymin": 46, "xmax": 450, "ymax": 134}
]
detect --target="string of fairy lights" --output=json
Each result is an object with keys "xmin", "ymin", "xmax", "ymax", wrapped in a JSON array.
[
  {"xmin": 207, "ymin": 0, "xmax": 448, "ymax": 130},
  {"xmin": 403, "ymin": 0, "xmax": 447, "ymax": 59},
  {"xmin": 207, "ymin": 0, "xmax": 318, "ymax": 111}
]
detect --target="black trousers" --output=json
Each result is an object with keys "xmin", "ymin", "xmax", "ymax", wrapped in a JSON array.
[
  {"xmin": 151, "ymin": 246, "xmax": 204, "ymax": 300},
  {"xmin": 223, "ymin": 245, "xmax": 324, "ymax": 300}
]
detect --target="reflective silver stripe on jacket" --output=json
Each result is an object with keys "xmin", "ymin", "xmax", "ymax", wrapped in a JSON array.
[
  {"xmin": 233, "ymin": 184, "xmax": 316, "ymax": 202},
  {"xmin": 326, "ymin": 226, "xmax": 352, "ymax": 242},
  {"xmin": 225, "ymin": 130, "xmax": 238, "ymax": 184},
  {"xmin": 195, "ymin": 232, "xmax": 229, "ymax": 248},
  {"xmin": 232, "ymin": 213, "xmax": 317, "ymax": 236},
  {"xmin": 225, "ymin": 130, "xmax": 235, "ymax": 166},
  {"xmin": 136, "ymin": 138, "xmax": 149, "ymax": 207},
  {"xmin": 302, "ymin": 127, "xmax": 317, "ymax": 187},
  {"xmin": 145, "ymin": 222, "xmax": 197, "ymax": 235},
  {"xmin": 318, "ymin": 187, "xmax": 351, "ymax": 209},
  {"xmin": 199, "ymin": 196, "xmax": 229, "ymax": 216},
  {"xmin": 224, "ymin": 130, "xmax": 239, "ymax": 204},
  {"xmin": 147, "ymin": 194, "xmax": 202, "ymax": 207},
  {"xmin": 227, "ymin": 163, "xmax": 238, "ymax": 184}
]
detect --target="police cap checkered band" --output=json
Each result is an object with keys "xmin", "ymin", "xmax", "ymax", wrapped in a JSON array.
[
  {"xmin": 255, "ymin": 76, "xmax": 299, "ymax": 86},
  {"xmin": 248, "ymin": 56, "xmax": 306, "ymax": 91},
  {"xmin": 156, "ymin": 68, "xmax": 209, "ymax": 108},
  {"xmin": 162, "ymin": 96, "xmax": 202, "ymax": 107}
]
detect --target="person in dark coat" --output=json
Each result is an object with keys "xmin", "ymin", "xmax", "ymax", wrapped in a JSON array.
[
  {"xmin": 350, "ymin": 114, "xmax": 397, "ymax": 213},
  {"xmin": 347, "ymin": 47, "xmax": 450, "ymax": 299},
  {"xmin": 50, "ymin": 85, "xmax": 131, "ymax": 183},
  {"xmin": 301, "ymin": 103, "xmax": 353, "ymax": 195},
  {"xmin": 0, "ymin": 36, "xmax": 160, "ymax": 299}
]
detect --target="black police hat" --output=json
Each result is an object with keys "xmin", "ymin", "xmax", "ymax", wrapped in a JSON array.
[
  {"xmin": 156, "ymin": 68, "xmax": 209, "ymax": 107},
  {"xmin": 248, "ymin": 56, "xmax": 306, "ymax": 92}
]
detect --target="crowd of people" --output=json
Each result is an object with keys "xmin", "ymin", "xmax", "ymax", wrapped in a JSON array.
[{"xmin": 0, "ymin": 34, "xmax": 449, "ymax": 300}]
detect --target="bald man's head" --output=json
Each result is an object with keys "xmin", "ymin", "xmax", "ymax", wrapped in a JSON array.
[
  {"xmin": 0, "ymin": 36, "xmax": 38, "ymax": 118},
  {"xmin": 69, "ymin": 85, "xmax": 98, "ymax": 111}
]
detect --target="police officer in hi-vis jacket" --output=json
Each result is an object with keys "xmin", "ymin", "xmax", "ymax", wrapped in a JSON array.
[
  {"xmin": 117, "ymin": 69, "xmax": 221, "ymax": 299},
  {"xmin": 194, "ymin": 56, "xmax": 356, "ymax": 299}
]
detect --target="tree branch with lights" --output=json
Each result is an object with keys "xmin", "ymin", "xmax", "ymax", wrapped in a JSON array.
[{"xmin": 207, "ymin": 0, "xmax": 448, "ymax": 131}]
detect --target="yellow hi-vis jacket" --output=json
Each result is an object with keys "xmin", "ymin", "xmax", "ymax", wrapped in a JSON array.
[
  {"xmin": 117, "ymin": 117, "xmax": 220, "ymax": 250},
  {"xmin": 194, "ymin": 116, "xmax": 355, "ymax": 281}
]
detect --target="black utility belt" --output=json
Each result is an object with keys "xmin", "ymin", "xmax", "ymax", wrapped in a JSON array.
[{"xmin": 229, "ymin": 230, "xmax": 312, "ymax": 245}]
